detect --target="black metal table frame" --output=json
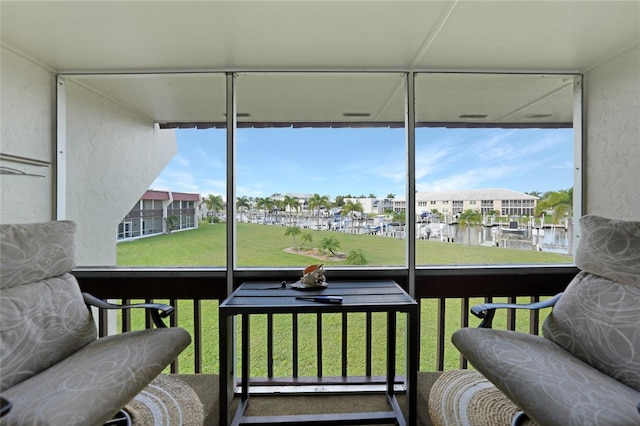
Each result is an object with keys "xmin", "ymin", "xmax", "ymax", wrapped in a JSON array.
[{"xmin": 219, "ymin": 280, "xmax": 418, "ymax": 426}]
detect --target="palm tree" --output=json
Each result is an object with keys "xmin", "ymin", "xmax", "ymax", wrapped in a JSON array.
[
  {"xmin": 204, "ymin": 194, "xmax": 224, "ymax": 216},
  {"xmin": 308, "ymin": 193, "xmax": 329, "ymax": 229},
  {"xmin": 283, "ymin": 195, "xmax": 300, "ymax": 226},
  {"xmin": 284, "ymin": 226, "xmax": 302, "ymax": 250},
  {"xmin": 236, "ymin": 196, "xmax": 250, "ymax": 221},
  {"xmin": 300, "ymin": 232, "xmax": 313, "ymax": 249},
  {"xmin": 319, "ymin": 236, "xmax": 341, "ymax": 256},
  {"xmin": 392, "ymin": 210, "xmax": 406, "ymax": 224},
  {"xmin": 273, "ymin": 199, "xmax": 285, "ymax": 225},
  {"xmin": 534, "ymin": 188, "xmax": 573, "ymax": 223},
  {"xmin": 342, "ymin": 200, "xmax": 364, "ymax": 233},
  {"xmin": 255, "ymin": 197, "xmax": 265, "ymax": 222},
  {"xmin": 255, "ymin": 197, "xmax": 273, "ymax": 224},
  {"xmin": 345, "ymin": 248, "xmax": 367, "ymax": 265},
  {"xmin": 165, "ymin": 215, "xmax": 180, "ymax": 232},
  {"xmin": 264, "ymin": 197, "xmax": 274, "ymax": 224},
  {"xmin": 458, "ymin": 209, "xmax": 483, "ymax": 246}
]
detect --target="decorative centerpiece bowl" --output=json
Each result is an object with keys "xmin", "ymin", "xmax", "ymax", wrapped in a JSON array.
[{"xmin": 291, "ymin": 264, "xmax": 328, "ymax": 290}]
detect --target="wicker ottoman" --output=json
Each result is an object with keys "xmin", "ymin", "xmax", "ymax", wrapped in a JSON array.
[{"xmin": 428, "ymin": 370, "xmax": 537, "ymax": 426}]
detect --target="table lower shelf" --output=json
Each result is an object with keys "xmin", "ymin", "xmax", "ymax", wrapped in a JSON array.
[{"xmin": 231, "ymin": 394, "xmax": 406, "ymax": 426}]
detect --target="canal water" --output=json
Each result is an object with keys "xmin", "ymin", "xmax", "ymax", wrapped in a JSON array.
[{"xmin": 445, "ymin": 224, "xmax": 572, "ymax": 254}]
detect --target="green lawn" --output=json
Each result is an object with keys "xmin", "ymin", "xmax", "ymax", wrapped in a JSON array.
[
  {"xmin": 117, "ymin": 223, "xmax": 567, "ymax": 375},
  {"xmin": 118, "ymin": 222, "xmax": 572, "ymax": 267}
]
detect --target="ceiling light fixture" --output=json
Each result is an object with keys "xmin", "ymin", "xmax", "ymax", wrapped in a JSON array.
[
  {"xmin": 343, "ymin": 112, "xmax": 371, "ymax": 117},
  {"xmin": 459, "ymin": 114, "xmax": 487, "ymax": 119},
  {"xmin": 223, "ymin": 113, "xmax": 250, "ymax": 117},
  {"xmin": 524, "ymin": 114, "xmax": 553, "ymax": 119}
]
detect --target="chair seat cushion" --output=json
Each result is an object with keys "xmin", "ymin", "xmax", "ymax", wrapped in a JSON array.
[
  {"xmin": 1, "ymin": 327, "xmax": 191, "ymax": 426},
  {"xmin": 452, "ymin": 328, "xmax": 640, "ymax": 426}
]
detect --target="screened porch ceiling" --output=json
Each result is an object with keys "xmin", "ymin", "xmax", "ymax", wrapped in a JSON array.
[{"xmin": 2, "ymin": 1, "xmax": 638, "ymax": 127}]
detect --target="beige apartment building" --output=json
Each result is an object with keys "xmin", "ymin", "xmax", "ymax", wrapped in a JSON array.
[{"xmin": 395, "ymin": 189, "xmax": 538, "ymax": 217}]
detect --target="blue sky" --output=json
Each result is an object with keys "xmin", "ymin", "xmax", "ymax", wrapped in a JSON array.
[{"xmin": 151, "ymin": 126, "xmax": 574, "ymax": 201}]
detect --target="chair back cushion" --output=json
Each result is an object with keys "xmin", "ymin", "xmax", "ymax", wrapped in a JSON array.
[
  {"xmin": 543, "ymin": 215, "xmax": 640, "ymax": 391},
  {"xmin": 1, "ymin": 221, "xmax": 77, "ymax": 290},
  {"xmin": 0, "ymin": 221, "xmax": 96, "ymax": 391},
  {"xmin": 575, "ymin": 215, "xmax": 640, "ymax": 287}
]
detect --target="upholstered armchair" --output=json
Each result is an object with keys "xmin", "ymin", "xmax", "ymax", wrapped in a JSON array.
[
  {"xmin": 0, "ymin": 221, "xmax": 191, "ymax": 425},
  {"xmin": 451, "ymin": 215, "xmax": 640, "ymax": 425}
]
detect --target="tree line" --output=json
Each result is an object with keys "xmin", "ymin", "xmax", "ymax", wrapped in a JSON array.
[{"xmin": 202, "ymin": 188, "xmax": 573, "ymax": 225}]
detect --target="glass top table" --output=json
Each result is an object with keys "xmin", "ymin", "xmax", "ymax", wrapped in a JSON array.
[{"xmin": 219, "ymin": 280, "xmax": 418, "ymax": 426}]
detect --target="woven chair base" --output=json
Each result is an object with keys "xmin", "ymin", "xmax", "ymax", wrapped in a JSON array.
[{"xmin": 428, "ymin": 370, "xmax": 537, "ymax": 426}]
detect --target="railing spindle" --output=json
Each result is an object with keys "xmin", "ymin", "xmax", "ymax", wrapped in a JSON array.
[
  {"xmin": 365, "ymin": 312, "xmax": 372, "ymax": 377},
  {"xmin": 316, "ymin": 313, "xmax": 323, "ymax": 377},
  {"xmin": 292, "ymin": 313, "xmax": 299, "ymax": 378},
  {"xmin": 144, "ymin": 298, "xmax": 152, "ymax": 330},
  {"xmin": 436, "ymin": 297, "xmax": 446, "ymax": 371},
  {"xmin": 507, "ymin": 296, "xmax": 517, "ymax": 330},
  {"xmin": 529, "ymin": 295, "xmax": 540, "ymax": 335},
  {"xmin": 267, "ymin": 314, "xmax": 274, "ymax": 378},
  {"xmin": 122, "ymin": 299, "xmax": 131, "ymax": 333},
  {"xmin": 194, "ymin": 299, "xmax": 202, "ymax": 373},
  {"xmin": 460, "ymin": 297, "xmax": 469, "ymax": 369},
  {"xmin": 169, "ymin": 298, "xmax": 178, "ymax": 373},
  {"xmin": 387, "ymin": 312, "xmax": 396, "ymax": 394},
  {"xmin": 98, "ymin": 308, "xmax": 108, "ymax": 337},
  {"xmin": 341, "ymin": 312, "xmax": 348, "ymax": 377}
]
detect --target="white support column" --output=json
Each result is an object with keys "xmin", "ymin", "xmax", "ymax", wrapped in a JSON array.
[
  {"xmin": 56, "ymin": 76, "xmax": 66, "ymax": 219},
  {"xmin": 572, "ymin": 75, "xmax": 584, "ymax": 255}
]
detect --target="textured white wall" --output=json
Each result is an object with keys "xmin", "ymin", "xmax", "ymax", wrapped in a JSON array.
[
  {"xmin": 65, "ymin": 80, "xmax": 177, "ymax": 265},
  {"xmin": 585, "ymin": 46, "xmax": 640, "ymax": 220},
  {"xmin": 0, "ymin": 48, "xmax": 55, "ymax": 223}
]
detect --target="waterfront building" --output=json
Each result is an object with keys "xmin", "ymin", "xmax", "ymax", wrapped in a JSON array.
[{"xmin": 394, "ymin": 189, "xmax": 538, "ymax": 218}]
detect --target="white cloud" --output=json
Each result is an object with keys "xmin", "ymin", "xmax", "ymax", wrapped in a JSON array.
[
  {"xmin": 550, "ymin": 161, "xmax": 573, "ymax": 169},
  {"xmin": 174, "ymin": 155, "xmax": 190, "ymax": 168},
  {"xmin": 195, "ymin": 146, "xmax": 224, "ymax": 169},
  {"xmin": 415, "ymin": 148, "xmax": 451, "ymax": 180},
  {"xmin": 419, "ymin": 166, "xmax": 517, "ymax": 192}
]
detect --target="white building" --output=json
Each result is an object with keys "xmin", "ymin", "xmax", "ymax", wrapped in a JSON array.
[
  {"xmin": 415, "ymin": 189, "xmax": 538, "ymax": 217},
  {"xmin": 387, "ymin": 189, "xmax": 538, "ymax": 218}
]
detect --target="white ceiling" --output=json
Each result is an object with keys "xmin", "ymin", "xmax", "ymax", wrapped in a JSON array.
[{"xmin": 2, "ymin": 1, "xmax": 638, "ymax": 126}]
